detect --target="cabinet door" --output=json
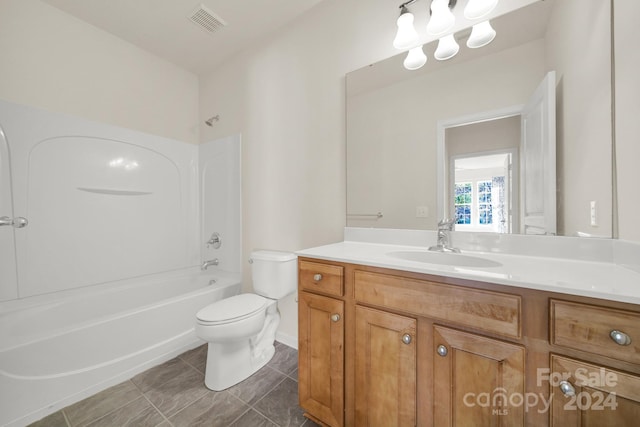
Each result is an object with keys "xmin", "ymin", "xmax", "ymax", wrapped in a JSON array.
[
  {"xmin": 355, "ymin": 305, "xmax": 417, "ymax": 427},
  {"xmin": 298, "ymin": 291, "xmax": 344, "ymax": 427},
  {"xmin": 433, "ymin": 326, "xmax": 525, "ymax": 427},
  {"xmin": 550, "ymin": 355, "xmax": 640, "ymax": 427}
]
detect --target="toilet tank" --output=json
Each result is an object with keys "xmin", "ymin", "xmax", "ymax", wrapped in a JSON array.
[{"xmin": 250, "ymin": 250, "xmax": 298, "ymax": 299}]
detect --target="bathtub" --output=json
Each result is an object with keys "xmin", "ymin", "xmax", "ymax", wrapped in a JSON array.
[{"xmin": 0, "ymin": 268, "xmax": 241, "ymax": 427}]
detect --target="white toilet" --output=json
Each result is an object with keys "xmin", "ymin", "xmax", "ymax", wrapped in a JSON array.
[{"xmin": 195, "ymin": 250, "xmax": 297, "ymax": 391}]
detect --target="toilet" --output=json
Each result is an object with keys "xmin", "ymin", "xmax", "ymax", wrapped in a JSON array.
[{"xmin": 195, "ymin": 250, "xmax": 297, "ymax": 391}]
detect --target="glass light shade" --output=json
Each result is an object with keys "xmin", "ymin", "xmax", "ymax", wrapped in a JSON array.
[
  {"xmin": 393, "ymin": 11, "xmax": 420, "ymax": 50},
  {"xmin": 434, "ymin": 34, "xmax": 460, "ymax": 60},
  {"xmin": 467, "ymin": 21, "xmax": 496, "ymax": 48},
  {"xmin": 427, "ymin": 0, "xmax": 455, "ymax": 36},
  {"xmin": 403, "ymin": 46, "xmax": 427, "ymax": 70},
  {"xmin": 464, "ymin": 0, "xmax": 499, "ymax": 20}
]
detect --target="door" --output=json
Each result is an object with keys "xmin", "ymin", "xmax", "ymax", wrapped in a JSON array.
[
  {"xmin": 355, "ymin": 305, "xmax": 416, "ymax": 427},
  {"xmin": 433, "ymin": 326, "xmax": 525, "ymax": 427},
  {"xmin": 503, "ymin": 152, "xmax": 514, "ymax": 233},
  {"xmin": 0, "ymin": 125, "xmax": 18, "ymax": 301},
  {"xmin": 298, "ymin": 291, "xmax": 344, "ymax": 427},
  {"xmin": 521, "ymin": 70, "xmax": 557, "ymax": 235},
  {"xmin": 550, "ymin": 355, "xmax": 640, "ymax": 427}
]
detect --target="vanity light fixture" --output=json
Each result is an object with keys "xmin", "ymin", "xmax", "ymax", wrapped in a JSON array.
[
  {"xmin": 393, "ymin": 2, "xmax": 420, "ymax": 49},
  {"xmin": 434, "ymin": 33, "xmax": 460, "ymax": 60},
  {"xmin": 427, "ymin": 0, "xmax": 456, "ymax": 36},
  {"xmin": 464, "ymin": 0, "xmax": 499, "ymax": 20},
  {"xmin": 392, "ymin": 0, "xmax": 498, "ymax": 70},
  {"xmin": 467, "ymin": 20, "xmax": 496, "ymax": 48},
  {"xmin": 404, "ymin": 45, "xmax": 428, "ymax": 70}
]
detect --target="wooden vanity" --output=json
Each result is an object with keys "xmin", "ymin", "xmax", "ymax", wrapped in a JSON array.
[{"xmin": 297, "ymin": 257, "xmax": 640, "ymax": 427}]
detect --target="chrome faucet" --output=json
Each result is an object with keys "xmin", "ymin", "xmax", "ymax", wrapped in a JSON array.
[
  {"xmin": 428, "ymin": 218, "xmax": 460, "ymax": 253},
  {"xmin": 201, "ymin": 259, "xmax": 219, "ymax": 270}
]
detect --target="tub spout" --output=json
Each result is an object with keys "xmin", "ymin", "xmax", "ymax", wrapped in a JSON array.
[{"xmin": 201, "ymin": 259, "xmax": 219, "ymax": 270}]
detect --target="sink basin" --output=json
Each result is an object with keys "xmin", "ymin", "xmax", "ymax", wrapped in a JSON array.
[{"xmin": 386, "ymin": 250, "xmax": 502, "ymax": 268}]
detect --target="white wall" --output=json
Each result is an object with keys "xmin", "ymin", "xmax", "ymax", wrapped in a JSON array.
[
  {"xmin": 545, "ymin": 0, "xmax": 612, "ymax": 237},
  {"xmin": 615, "ymin": 0, "xmax": 640, "ymax": 242},
  {"xmin": 0, "ymin": 0, "xmax": 199, "ymax": 144},
  {"xmin": 198, "ymin": 0, "xmax": 402, "ymax": 342}
]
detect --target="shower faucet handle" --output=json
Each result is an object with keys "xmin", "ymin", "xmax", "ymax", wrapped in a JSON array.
[
  {"xmin": 0, "ymin": 216, "xmax": 28, "ymax": 228},
  {"xmin": 206, "ymin": 232, "xmax": 222, "ymax": 249}
]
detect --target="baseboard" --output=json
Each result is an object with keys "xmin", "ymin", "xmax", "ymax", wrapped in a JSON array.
[{"xmin": 275, "ymin": 331, "xmax": 298, "ymax": 350}]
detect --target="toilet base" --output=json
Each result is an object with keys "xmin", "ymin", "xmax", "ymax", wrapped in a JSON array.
[
  {"xmin": 202, "ymin": 303, "xmax": 280, "ymax": 391},
  {"xmin": 203, "ymin": 340, "xmax": 275, "ymax": 391}
]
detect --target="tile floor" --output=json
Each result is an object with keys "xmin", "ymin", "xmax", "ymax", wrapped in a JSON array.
[{"xmin": 29, "ymin": 342, "xmax": 318, "ymax": 427}]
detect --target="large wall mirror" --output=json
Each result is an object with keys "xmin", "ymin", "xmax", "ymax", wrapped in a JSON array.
[{"xmin": 346, "ymin": 0, "xmax": 613, "ymax": 238}]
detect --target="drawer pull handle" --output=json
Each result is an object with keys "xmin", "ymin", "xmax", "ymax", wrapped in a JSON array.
[
  {"xmin": 313, "ymin": 274, "xmax": 323, "ymax": 282},
  {"xmin": 331, "ymin": 314, "xmax": 340, "ymax": 322},
  {"xmin": 559, "ymin": 380, "xmax": 576, "ymax": 397},
  {"xmin": 402, "ymin": 334, "xmax": 412, "ymax": 345},
  {"xmin": 610, "ymin": 330, "xmax": 632, "ymax": 346},
  {"xmin": 436, "ymin": 345, "xmax": 448, "ymax": 357}
]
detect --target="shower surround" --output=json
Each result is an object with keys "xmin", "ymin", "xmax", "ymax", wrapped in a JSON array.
[{"xmin": 0, "ymin": 99, "xmax": 242, "ymax": 426}]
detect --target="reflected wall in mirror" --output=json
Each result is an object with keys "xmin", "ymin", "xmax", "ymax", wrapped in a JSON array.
[{"xmin": 346, "ymin": 0, "xmax": 613, "ymax": 237}]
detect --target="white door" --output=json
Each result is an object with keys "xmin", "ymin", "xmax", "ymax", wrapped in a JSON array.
[
  {"xmin": 502, "ymin": 153, "xmax": 512, "ymax": 233},
  {"xmin": 0, "ymin": 126, "xmax": 18, "ymax": 301},
  {"xmin": 520, "ymin": 71, "xmax": 556, "ymax": 235}
]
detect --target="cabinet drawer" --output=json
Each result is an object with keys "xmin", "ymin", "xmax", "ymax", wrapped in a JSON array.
[
  {"xmin": 354, "ymin": 270, "xmax": 521, "ymax": 338},
  {"xmin": 551, "ymin": 299, "xmax": 640, "ymax": 364},
  {"xmin": 299, "ymin": 260, "xmax": 344, "ymax": 297},
  {"xmin": 550, "ymin": 355, "xmax": 640, "ymax": 426}
]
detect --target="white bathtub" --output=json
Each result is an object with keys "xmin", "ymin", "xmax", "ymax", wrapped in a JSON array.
[{"xmin": 0, "ymin": 268, "xmax": 240, "ymax": 427}]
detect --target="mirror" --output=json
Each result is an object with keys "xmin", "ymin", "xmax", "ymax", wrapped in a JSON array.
[{"xmin": 346, "ymin": 0, "xmax": 613, "ymax": 237}]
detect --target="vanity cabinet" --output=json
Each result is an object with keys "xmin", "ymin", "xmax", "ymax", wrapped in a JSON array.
[
  {"xmin": 549, "ymin": 355, "xmax": 640, "ymax": 426},
  {"xmin": 433, "ymin": 326, "xmax": 525, "ymax": 426},
  {"xmin": 354, "ymin": 305, "xmax": 416, "ymax": 426},
  {"xmin": 298, "ymin": 261, "xmax": 345, "ymax": 427},
  {"xmin": 549, "ymin": 300, "xmax": 640, "ymax": 426},
  {"xmin": 297, "ymin": 257, "xmax": 640, "ymax": 427}
]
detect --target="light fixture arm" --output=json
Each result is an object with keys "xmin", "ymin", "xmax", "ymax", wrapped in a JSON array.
[
  {"xmin": 429, "ymin": 0, "xmax": 457, "ymax": 14},
  {"xmin": 399, "ymin": 0, "xmax": 419, "ymax": 10}
]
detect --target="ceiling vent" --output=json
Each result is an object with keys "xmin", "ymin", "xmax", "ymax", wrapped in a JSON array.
[{"xmin": 188, "ymin": 4, "xmax": 227, "ymax": 35}]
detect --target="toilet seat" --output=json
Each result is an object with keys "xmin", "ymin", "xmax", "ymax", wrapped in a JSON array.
[{"xmin": 196, "ymin": 293, "xmax": 268, "ymax": 326}]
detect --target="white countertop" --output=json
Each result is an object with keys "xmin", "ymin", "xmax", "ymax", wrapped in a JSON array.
[{"xmin": 297, "ymin": 241, "xmax": 640, "ymax": 305}]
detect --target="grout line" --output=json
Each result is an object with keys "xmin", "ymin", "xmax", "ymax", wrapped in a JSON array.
[
  {"xmin": 178, "ymin": 354, "xmax": 205, "ymax": 374},
  {"xmin": 64, "ymin": 381, "xmax": 145, "ymax": 427},
  {"xmin": 61, "ymin": 409, "xmax": 72, "ymax": 427},
  {"xmin": 76, "ymin": 393, "xmax": 148, "ymax": 427},
  {"xmin": 58, "ymin": 345, "xmax": 301, "ymax": 427},
  {"xmin": 224, "ymin": 393, "xmax": 254, "ymax": 425},
  {"xmin": 130, "ymin": 380, "xmax": 173, "ymax": 426}
]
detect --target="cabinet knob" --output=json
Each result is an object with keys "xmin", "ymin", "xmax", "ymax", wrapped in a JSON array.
[
  {"xmin": 402, "ymin": 334, "xmax": 412, "ymax": 345},
  {"xmin": 331, "ymin": 314, "xmax": 340, "ymax": 322},
  {"xmin": 313, "ymin": 274, "xmax": 323, "ymax": 282},
  {"xmin": 436, "ymin": 345, "xmax": 448, "ymax": 357},
  {"xmin": 610, "ymin": 330, "xmax": 632, "ymax": 346},
  {"xmin": 559, "ymin": 380, "xmax": 576, "ymax": 397}
]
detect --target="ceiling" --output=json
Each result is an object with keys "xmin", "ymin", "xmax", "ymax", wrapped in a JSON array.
[{"xmin": 41, "ymin": 0, "xmax": 326, "ymax": 76}]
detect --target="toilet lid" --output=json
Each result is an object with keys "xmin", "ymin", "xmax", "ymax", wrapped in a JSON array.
[{"xmin": 196, "ymin": 293, "xmax": 267, "ymax": 325}]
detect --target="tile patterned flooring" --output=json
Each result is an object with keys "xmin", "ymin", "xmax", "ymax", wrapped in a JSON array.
[{"xmin": 29, "ymin": 342, "xmax": 318, "ymax": 427}]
